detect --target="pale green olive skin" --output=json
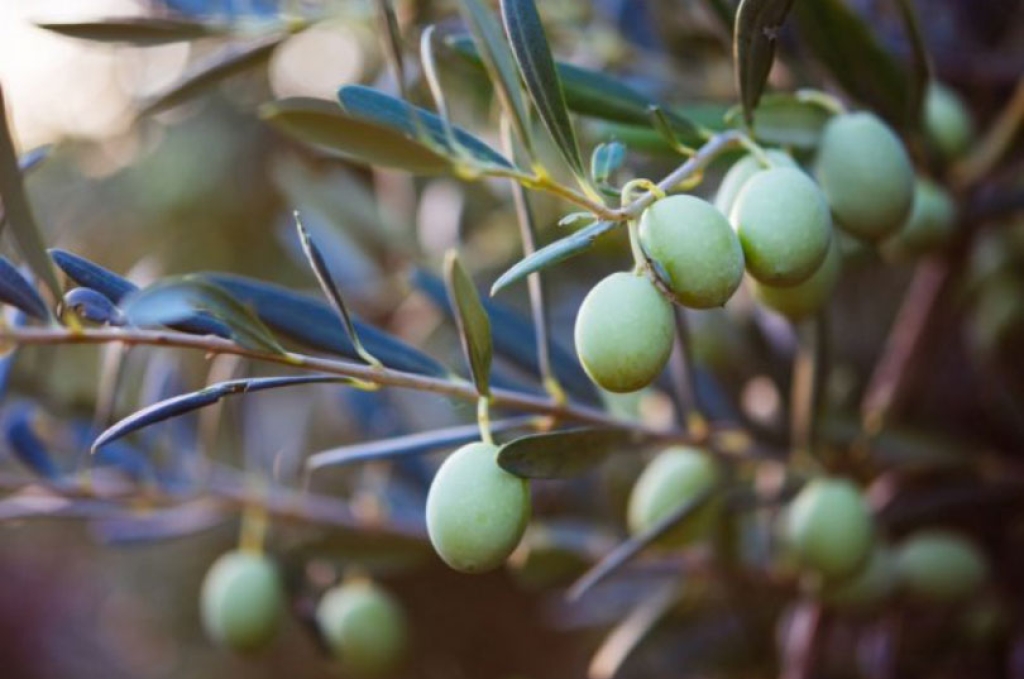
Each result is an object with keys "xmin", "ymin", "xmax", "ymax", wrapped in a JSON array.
[
  {"xmin": 895, "ymin": 530, "xmax": 988, "ymax": 604},
  {"xmin": 881, "ymin": 178, "xmax": 957, "ymax": 260},
  {"xmin": 426, "ymin": 442, "xmax": 531, "ymax": 574},
  {"xmin": 714, "ymin": 150, "xmax": 798, "ymax": 216},
  {"xmin": 200, "ymin": 550, "xmax": 285, "ymax": 652},
  {"xmin": 822, "ymin": 546, "xmax": 898, "ymax": 610},
  {"xmin": 316, "ymin": 581, "xmax": 408, "ymax": 676},
  {"xmin": 626, "ymin": 446, "xmax": 720, "ymax": 545},
  {"xmin": 815, "ymin": 112, "xmax": 915, "ymax": 241},
  {"xmin": 751, "ymin": 231, "xmax": 842, "ymax": 320},
  {"xmin": 574, "ymin": 272, "xmax": 674, "ymax": 393},
  {"xmin": 730, "ymin": 167, "xmax": 833, "ymax": 286},
  {"xmin": 784, "ymin": 478, "xmax": 874, "ymax": 580},
  {"xmin": 639, "ymin": 195, "xmax": 744, "ymax": 308},
  {"xmin": 924, "ymin": 82, "xmax": 974, "ymax": 159}
]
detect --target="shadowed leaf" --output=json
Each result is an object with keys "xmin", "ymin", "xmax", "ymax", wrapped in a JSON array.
[
  {"xmin": 589, "ymin": 582, "xmax": 681, "ymax": 679},
  {"xmin": 491, "ymin": 220, "xmax": 616, "ymax": 295},
  {"xmin": 591, "ymin": 142, "xmax": 625, "ymax": 185},
  {"xmin": 733, "ymin": 0, "xmax": 796, "ymax": 125},
  {"xmin": 894, "ymin": 0, "xmax": 930, "ymax": 127},
  {"xmin": 725, "ymin": 92, "xmax": 832, "ymax": 149},
  {"xmin": 0, "ymin": 256, "xmax": 48, "ymax": 320},
  {"xmin": 3, "ymin": 405, "xmax": 60, "ymax": 479},
  {"xmin": 497, "ymin": 427, "xmax": 641, "ymax": 479},
  {"xmin": 36, "ymin": 16, "xmax": 219, "ymax": 45},
  {"xmin": 444, "ymin": 251, "xmax": 492, "ymax": 395}
]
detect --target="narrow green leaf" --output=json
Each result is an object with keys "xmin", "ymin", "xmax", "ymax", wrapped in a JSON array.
[
  {"xmin": 141, "ymin": 32, "xmax": 286, "ymax": 113},
  {"xmin": 457, "ymin": 0, "xmax": 534, "ymax": 154},
  {"xmin": 374, "ymin": 0, "xmax": 409, "ymax": 99},
  {"xmin": 0, "ymin": 256, "xmax": 49, "ymax": 320},
  {"xmin": 724, "ymin": 92, "xmax": 832, "ymax": 149},
  {"xmin": 491, "ymin": 220, "xmax": 616, "ymax": 296},
  {"xmin": 338, "ymin": 85, "xmax": 514, "ymax": 170},
  {"xmin": 36, "ymin": 17, "xmax": 219, "ymax": 45},
  {"xmin": 590, "ymin": 141, "xmax": 625, "ymax": 185},
  {"xmin": 0, "ymin": 86, "xmax": 61, "ymax": 303},
  {"xmin": 500, "ymin": 0, "xmax": 584, "ymax": 176},
  {"xmin": 894, "ymin": 0, "xmax": 931, "ymax": 128},
  {"xmin": 792, "ymin": 0, "xmax": 912, "ymax": 127},
  {"xmin": 121, "ymin": 277, "xmax": 285, "ymax": 354},
  {"xmin": 733, "ymin": 0, "xmax": 796, "ymax": 126},
  {"xmin": 261, "ymin": 98, "xmax": 451, "ymax": 174},
  {"xmin": 497, "ymin": 427, "xmax": 641, "ymax": 479},
  {"xmin": 444, "ymin": 251, "xmax": 492, "ymax": 396}
]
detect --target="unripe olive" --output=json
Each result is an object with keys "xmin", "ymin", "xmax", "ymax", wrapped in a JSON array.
[
  {"xmin": 426, "ymin": 441, "xmax": 531, "ymax": 573},
  {"xmin": 316, "ymin": 581, "xmax": 408, "ymax": 676},
  {"xmin": 881, "ymin": 178, "xmax": 957, "ymax": 260},
  {"xmin": 714, "ymin": 150, "xmax": 798, "ymax": 216},
  {"xmin": 895, "ymin": 530, "xmax": 988, "ymax": 604},
  {"xmin": 638, "ymin": 195, "xmax": 744, "ymax": 308},
  {"xmin": 815, "ymin": 112, "xmax": 915, "ymax": 241},
  {"xmin": 822, "ymin": 546, "xmax": 898, "ymax": 610},
  {"xmin": 730, "ymin": 167, "xmax": 833, "ymax": 285},
  {"xmin": 750, "ymin": 231, "xmax": 842, "ymax": 320},
  {"xmin": 574, "ymin": 272, "xmax": 674, "ymax": 393},
  {"xmin": 200, "ymin": 550, "xmax": 284, "ymax": 652},
  {"xmin": 924, "ymin": 82, "xmax": 974, "ymax": 160},
  {"xmin": 784, "ymin": 478, "xmax": 874, "ymax": 580},
  {"xmin": 626, "ymin": 446, "xmax": 720, "ymax": 545}
]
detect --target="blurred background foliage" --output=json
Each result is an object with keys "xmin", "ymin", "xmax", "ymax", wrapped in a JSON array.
[{"xmin": 0, "ymin": 0, "xmax": 1023, "ymax": 677}]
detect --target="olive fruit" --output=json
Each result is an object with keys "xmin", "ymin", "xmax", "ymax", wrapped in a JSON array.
[
  {"xmin": 895, "ymin": 530, "xmax": 988, "ymax": 604},
  {"xmin": 426, "ymin": 441, "xmax": 531, "ymax": 573},
  {"xmin": 750, "ymin": 232, "xmax": 842, "ymax": 320},
  {"xmin": 574, "ymin": 272, "xmax": 674, "ymax": 392},
  {"xmin": 924, "ymin": 82, "xmax": 974, "ymax": 159},
  {"xmin": 200, "ymin": 550, "xmax": 284, "ymax": 652},
  {"xmin": 815, "ymin": 112, "xmax": 914, "ymax": 241},
  {"xmin": 784, "ymin": 478, "xmax": 874, "ymax": 580},
  {"xmin": 626, "ymin": 446, "xmax": 720, "ymax": 545},
  {"xmin": 714, "ymin": 150, "xmax": 798, "ymax": 216},
  {"xmin": 730, "ymin": 167, "xmax": 833, "ymax": 285},
  {"xmin": 317, "ymin": 581, "xmax": 408, "ymax": 676},
  {"xmin": 881, "ymin": 178, "xmax": 957, "ymax": 260},
  {"xmin": 822, "ymin": 545, "xmax": 898, "ymax": 610},
  {"xmin": 638, "ymin": 195, "xmax": 744, "ymax": 308}
]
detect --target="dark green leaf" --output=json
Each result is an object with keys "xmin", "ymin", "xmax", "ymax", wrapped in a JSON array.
[
  {"xmin": 0, "ymin": 88, "xmax": 61, "ymax": 303},
  {"xmin": 724, "ymin": 92, "xmax": 832, "ymax": 149},
  {"xmin": 500, "ymin": 0, "xmax": 584, "ymax": 176},
  {"xmin": 286, "ymin": 524, "xmax": 430, "ymax": 572},
  {"xmin": 894, "ymin": 0, "xmax": 930, "ymax": 127},
  {"xmin": 497, "ymin": 427, "xmax": 641, "ymax": 479},
  {"xmin": 92, "ymin": 375, "xmax": 354, "ymax": 451},
  {"xmin": 733, "ymin": 0, "xmax": 795, "ymax": 125},
  {"xmin": 590, "ymin": 141, "xmax": 625, "ymax": 185},
  {"xmin": 339, "ymin": 85, "xmax": 514, "ymax": 170},
  {"xmin": 121, "ymin": 277, "xmax": 285, "ymax": 354},
  {"xmin": 457, "ymin": 0, "xmax": 534, "ymax": 153},
  {"xmin": 0, "ymin": 256, "xmax": 48, "ymax": 320},
  {"xmin": 205, "ymin": 273, "xmax": 449, "ymax": 377},
  {"xmin": 792, "ymin": 0, "xmax": 912, "ymax": 127},
  {"xmin": 444, "ymin": 251, "xmax": 492, "ymax": 396},
  {"xmin": 35, "ymin": 17, "xmax": 219, "ymax": 45},
  {"xmin": 491, "ymin": 220, "xmax": 616, "ymax": 295},
  {"xmin": 261, "ymin": 97, "xmax": 452, "ymax": 174},
  {"xmin": 141, "ymin": 32, "xmax": 285, "ymax": 113},
  {"xmin": 703, "ymin": 0, "xmax": 737, "ymax": 32},
  {"xmin": 307, "ymin": 417, "xmax": 533, "ymax": 470}
]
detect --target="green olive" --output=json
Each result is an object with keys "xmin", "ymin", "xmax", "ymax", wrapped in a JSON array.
[
  {"xmin": 895, "ymin": 530, "xmax": 988, "ymax": 604},
  {"xmin": 881, "ymin": 178, "xmax": 957, "ymax": 260},
  {"xmin": 316, "ymin": 580, "xmax": 408, "ymax": 676},
  {"xmin": 815, "ymin": 112, "xmax": 915, "ymax": 241},
  {"xmin": 923, "ymin": 82, "xmax": 974, "ymax": 159},
  {"xmin": 638, "ymin": 195, "xmax": 744, "ymax": 308},
  {"xmin": 784, "ymin": 478, "xmax": 874, "ymax": 580},
  {"xmin": 822, "ymin": 545, "xmax": 898, "ymax": 610},
  {"xmin": 426, "ymin": 441, "xmax": 531, "ymax": 573},
  {"xmin": 714, "ymin": 150, "xmax": 798, "ymax": 216},
  {"xmin": 730, "ymin": 167, "xmax": 833, "ymax": 285},
  {"xmin": 626, "ymin": 446, "xmax": 720, "ymax": 545},
  {"xmin": 750, "ymin": 231, "xmax": 841, "ymax": 320},
  {"xmin": 574, "ymin": 271, "xmax": 674, "ymax": 393},
  {"xmin": 200, "ymin": 550, "xmax": 284, "ymax": 652}
]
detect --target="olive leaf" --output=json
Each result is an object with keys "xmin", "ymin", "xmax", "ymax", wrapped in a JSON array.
[
  {"xmin": 0, "ymin": 256, "xmax": 49, "ymax": 320},
  {"xmin": 894, "ymin": 0, "xmax": 931, "ymax": 127},
  {"xmin": 36, "ymin": 16, "xmax": 220, "ymax": 45},
  {"xmin": 444, "ymin": 251, "xmax": 492, "ymax": 396},
  {"xmin": 497, "ymin": 427, "xmax": 643, "ymax": 479},
  {"xmin": 733, "ymin": 0, "xmax": 796, "ymax": 126},
  {"xmin": 4, "ymin": 405, "xmax": 61, "ymax": 479},
  {"xmin": 491, "ymin": 220, "xmax": 616, "ymax": 296},
  {"xmin": 591, "ymin": 141, "xmax": 625, "ymax": 185},
  {"xmin": 724, "ymin": 92, "xmax": 832, "ymax": 149}
]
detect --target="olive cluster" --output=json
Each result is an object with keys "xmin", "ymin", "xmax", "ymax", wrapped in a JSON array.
[
  {"xmin": 575, "ymin": 109, "xmax": 960, "ymax": 395},
  {"xmin": 199, "ymin": 551, "xmax": 408, "ymax": 674}
]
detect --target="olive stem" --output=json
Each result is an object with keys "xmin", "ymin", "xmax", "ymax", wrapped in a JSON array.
[
  {"xmin": 477, "ymin": 396, "xmax": 493, "ymax": 445},
  {"xmin": 668, "ymin": 306, "xmax": 709, "ymax": 437}
]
